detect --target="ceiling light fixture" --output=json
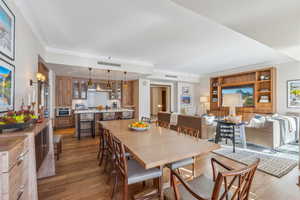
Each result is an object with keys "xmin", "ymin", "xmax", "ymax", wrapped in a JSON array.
[
  {"xmin": 123, "ymin": 71, "xmax": 128, "ymax": 88},
  {"xmin": 88, "ymin": 67, "xmax": 93, "ymax": 87},
  {"xmin": 106, "ymin": 70, "xmax": 112, "ymax": 89}
]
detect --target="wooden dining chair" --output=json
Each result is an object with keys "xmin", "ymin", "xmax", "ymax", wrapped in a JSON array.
[
  {"xmin": 165, "ymin": 158, "xmax": 260, "ymax": 200},
  {"xmin": 97, "ymin": 127, "xmax": 107, "ymax": 166},
  {"xmin": 177, "ymin": 126, "xmax": 201, "ymax": 139},
  {"xmin": 156, "ymin": 120, "xmax": 170, "ymax": 129},
  {"xmin": 112, "ymin": 136, "xmax": 163, "ymax": 200}
]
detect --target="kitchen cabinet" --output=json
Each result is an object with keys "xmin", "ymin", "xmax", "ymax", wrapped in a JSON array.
[
  {"xmin": 55, "ymin": 115, "xmax": 74, "ymax": 129},
  {"xmin": 72, "ymin": 79, "xmax": 87, "ymax": 99},
  {"xmin": 56, "ymin": 76, "xmax": 72, "ymax": 106},
  {"xmin": 109, "ymin": 81, "xmax": 122, "ymax": 100},
  {"xmin": 35, "ymin": 126, "xmax": 49, "ymax": 171}
]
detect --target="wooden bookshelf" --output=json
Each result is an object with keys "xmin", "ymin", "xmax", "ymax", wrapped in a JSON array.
[{"xmin": 209, "ymin": 67, "xmax": 276, "ymax": 120}]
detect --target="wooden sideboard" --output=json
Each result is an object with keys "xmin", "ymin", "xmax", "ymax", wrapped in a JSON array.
[
  {"xmin": 0, "ymin": 136, "xmax": 29, "ymax": 200},
  {"xmin": 210, "ymin": 67, "xmax": 276, "ymax": 121}
]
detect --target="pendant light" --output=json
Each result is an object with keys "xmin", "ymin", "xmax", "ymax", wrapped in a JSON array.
[
  {"xmin": 123, "ymin": 71, "xmax": 128, "ymax": 88},
  {"xmin": 106, "ymin": 70, "xmax": 112, "ymax": 89},
  {"xmin": 88, "ymin": 67, "xmax": 93, "ymax": 87}
]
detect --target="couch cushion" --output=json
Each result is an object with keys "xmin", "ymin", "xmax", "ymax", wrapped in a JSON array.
[{"xmin": 127, "ymin": 160, "xmax": 162, "ymax": 184}]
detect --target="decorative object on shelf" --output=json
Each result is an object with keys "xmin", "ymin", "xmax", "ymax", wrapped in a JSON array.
[
  {"xmin": 287, "ymin": 79, "xmax": 300, "ymax": 108},
  {"xmin": 0, "ymin": 58, "xmax": 14, "ymax": 112},
  {"xmin": 87, "ymin": 67, "xmax": 93, "ymax": 87},
  {"xmin": 0, "ymin": 0, "xmax": 15, "ymax": 60},
  {"xmin": 0, "ymin": 109, "xmax": 38, "ymax": 132},
  {"xmin": 260, "ymin": 75, "xmax": 270, "ymax": 80},
  {"xmin": 259, "ymin": 95, "xmax": 270, "ymax": 103},
  {"xmin": 222, "ymin": 93, "xmax": 243, "ymax": 116},
  {"xmin": 128, "ymin": 121, "xmax": 150, "ymax": 131}
]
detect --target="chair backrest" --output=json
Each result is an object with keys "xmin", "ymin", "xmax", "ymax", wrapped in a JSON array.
[
  {"xmin": 103, "ymin": 129, "xmax": 113, "ymax": 153},
  {"xmin": 177, "ymin": 126, "xmax": 200, "ymax": 138},
  {"xmin": 216, "ymin": 121, "xmax": 235, "ymax": 137},
  {"xmin": 157, "ymin": 120, "xmax": 170, "ymax": 129},
  {"xmin": 112, "ymin": 135, "xmax": 128, "ymax": 179},
  {"xmin": 171, "ymin": 158, "xmax": 259, "ymax": 200}
]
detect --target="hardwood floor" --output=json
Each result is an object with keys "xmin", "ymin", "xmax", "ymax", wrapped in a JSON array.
[{"xmin": 38, "ymin": 134, "xmax": 300, "ymax": 200}]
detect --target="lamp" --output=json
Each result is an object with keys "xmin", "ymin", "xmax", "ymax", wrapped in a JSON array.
[
  {"xmin": 87, "ymin": 67, "xmax": 93, "ymax": 87},
  {"xmin": 30, "ymin": 72, "xmax": 46, "ymax": 86},
  {"xmin": 222, "ymin": 93, "xmax": 243, "ymax": 116},
  {"xmin": 199, "ymin": 96, "xmax": 209, "ymax": 115}
]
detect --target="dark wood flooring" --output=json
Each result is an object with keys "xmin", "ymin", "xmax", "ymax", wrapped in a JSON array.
[{"xmin": 38, "ymin": 134, "xmax": 300, "ymax": 200}]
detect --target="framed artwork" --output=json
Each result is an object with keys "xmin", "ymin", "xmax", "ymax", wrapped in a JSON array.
[
  {"xmin": 182, "ymin": 86, "xmax": 190, "ymax": 95},
  {"xmin": 0, "ymin": 0, "xmax": 15, "ymax": 60},
  {"xmin": 0, "ymin": 58, "xmax": 14, "ymax": 112},
  {"xmin": 287, "ymin": 80, "xmax": 300, "ymax": 108},
  {"xmin": 181, "ymin": 95, "xmax": 191, "ymax": 105}
]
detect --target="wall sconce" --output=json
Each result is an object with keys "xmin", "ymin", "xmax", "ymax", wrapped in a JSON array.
[{"xmin": 30, "ymin": 72, "xmax": 46, "ymax": 86}]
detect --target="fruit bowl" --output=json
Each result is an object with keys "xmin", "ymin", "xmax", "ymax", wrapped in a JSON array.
[{"xmin": 128, "ymin": 121, "xmax": 150, "ymax": 131}]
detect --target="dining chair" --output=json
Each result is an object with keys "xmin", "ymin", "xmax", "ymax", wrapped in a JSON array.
[
  {"xmin": 156, "ymin": 120, "xmax": 170, "ymax": 128},
  {"xmin": 112, "ymin": 136, "xmax": 163, "ymax": 200},
  {"xmin": 177, "ymin": 126, "xmax": 201, "ymax": 139},
  {"xmin": 97, "ymin": 127, "xmax": 107, "ymax": 166},
  {"xmin": 165, "ymin": 158, "xmax": 260, "ymax": 200},
  {"xmin": 167, "ymin": 126, "xmax": 199, "ymax": 180}
]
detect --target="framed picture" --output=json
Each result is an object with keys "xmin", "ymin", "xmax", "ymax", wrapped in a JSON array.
[
  {"xmin": 0, "ymin": 0, "xmax": 15, "ymax": 60},
  {"xmin": 0, "ymin": 58, "xmax": 14, "ymax": 112},
  {"xmin": 182, "ymin": 87, "xmax": 190, "ymax": 95},
  {"xmin": 287, "ymin": 80, "xmax": 300, "ymax": 108},
  {"xmin": 181, "ymin": 95, "xmax": 191, "ymax": 105}
]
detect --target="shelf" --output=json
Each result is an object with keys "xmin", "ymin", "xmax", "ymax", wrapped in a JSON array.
[
  {"xmin": 257, "ymin": 91, "xmax": 271, "ymax": 94},
  {"xmin": 220, "ymin": 81, "xmax": 255, "ymax": 88},
  {"xmin": 257, "ymin": 80, "xmax": 271, "ymax": 83}
]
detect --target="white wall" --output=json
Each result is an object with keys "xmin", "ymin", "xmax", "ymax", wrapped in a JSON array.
[
  {"xmin": 2, "ymin": 1, "xmax": 45, "ymax": 110},
  {"xmin": 138, "ymin": 79, "xmax": 150, "ymax": 119},
  {"xmin": 177, "ymin": 82, "xmax": 199, "ymax": 115}
]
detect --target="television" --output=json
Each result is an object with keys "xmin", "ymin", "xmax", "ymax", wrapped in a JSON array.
[{"xmin": 221, "ymin": 85, "xmax": 254, "ymax": 107}]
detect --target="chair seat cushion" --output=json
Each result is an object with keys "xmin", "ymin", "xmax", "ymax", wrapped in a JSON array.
[
  {"xmin": 164, "ymin": 175, "xmax": 232, "ymax": 200},
  {"xmin": 167, "ymin": 158, "xmax": 193, "ymax": 170},
  {"xmin": 127, "ymin": 160, "xmax": 162, "ymax": 185},
  {"xmin": 53, "ymin": 135, "xmax": 62, "ymax": 144}
]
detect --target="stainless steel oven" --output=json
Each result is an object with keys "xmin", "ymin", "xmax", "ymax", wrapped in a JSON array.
[{"xmin": 56, "ymin": 107, "xmax": 71, "ymax": 117}]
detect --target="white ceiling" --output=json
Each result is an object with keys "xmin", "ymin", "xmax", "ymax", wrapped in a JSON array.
[
  {"xmin": 17, "ymin": 0, "xmax": 292, "ymax": 76},
  {"xmin": 48, "ymin": 64, "xmax": 140, "ymax": 80},
  {"xmin": 172, "ymin": 0, "xmax": 300, "ymax": 59}
]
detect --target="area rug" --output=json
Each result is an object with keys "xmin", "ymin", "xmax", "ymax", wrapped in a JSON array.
[{"xmin": 213, "ymin": 147, "xmax": 298, "ymax": 178}]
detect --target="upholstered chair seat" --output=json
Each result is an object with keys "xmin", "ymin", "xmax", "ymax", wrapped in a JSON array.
[{"xmin": 167, "ymin": 158, "xmax": 194, "ymax": 170}]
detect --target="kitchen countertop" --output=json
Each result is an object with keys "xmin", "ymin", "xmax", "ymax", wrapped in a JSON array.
[
  {"xmin": 74, "ymin": 108, "xmax": 134, "ymax": 114},
  {"xmin": 0, "ymin": 135, "xmax": 27, "ymax": 152}
]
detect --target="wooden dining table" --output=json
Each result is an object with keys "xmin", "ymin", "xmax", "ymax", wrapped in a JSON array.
[{"xmin": 98, "ymin": 119, "xmax": 220, "ymax": 199}]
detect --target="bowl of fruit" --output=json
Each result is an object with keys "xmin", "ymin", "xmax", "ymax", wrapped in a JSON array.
[
  {"xmin": 0, "ymin": 110, "xmax": 38, "ymax": 132},
  {"xmin": 128, "ymin": 121, "xmax": 150, "ymax": 131}
]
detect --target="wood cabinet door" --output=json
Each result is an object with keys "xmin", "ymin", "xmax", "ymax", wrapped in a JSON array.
[{"xmin": 56, "ymin": 76, "xmax": 72, "ymax": 106}]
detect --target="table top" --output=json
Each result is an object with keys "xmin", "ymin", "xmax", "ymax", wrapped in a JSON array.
[{"xmin": 99, "ymin": 120, "xmax": 220, "ymax": 169}]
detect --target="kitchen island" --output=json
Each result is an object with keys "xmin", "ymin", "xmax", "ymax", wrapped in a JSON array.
[{"xmin": 74, "ymin": 108, "xmax": 134, "ymax": 139}]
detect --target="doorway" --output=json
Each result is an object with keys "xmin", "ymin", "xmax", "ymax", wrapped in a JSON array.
[{"xmin": 150, "ymin": 84, "xmax": 171, "ymax": 118}]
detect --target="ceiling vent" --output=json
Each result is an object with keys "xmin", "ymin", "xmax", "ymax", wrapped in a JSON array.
[
  {"xmin": 97, "ymin": 61, "xmax": 122, "ymax": 67},
  {"xmin": 165, "ymin": 74, "xmax": 178, "ymax": 79}
]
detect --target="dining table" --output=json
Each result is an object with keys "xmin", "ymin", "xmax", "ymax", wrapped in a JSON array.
[{"xmin": 98, "ymin": 119, "xmax": 220, "ymax": 198}]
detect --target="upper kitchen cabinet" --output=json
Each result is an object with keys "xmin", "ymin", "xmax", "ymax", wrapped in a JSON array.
[
  {"xmin": 109, "ymin": 81, "xmax": 122, "ymax": 100},
  {"xmin": 72, "ymin": 79, "xmax": 87, "ymax": 99},
  {"xmin": 56, "ymin": 76, "xmax": 72, "ymax": 106}
]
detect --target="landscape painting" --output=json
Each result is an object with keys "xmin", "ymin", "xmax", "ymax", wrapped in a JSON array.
[
  {"xmin": 0, "ymin": 58, "xmax": 14, "ymax": 112},
  {"xmin": 287, "ymin": 80, "xmax": 300, "ymax": 108},
  {"xmin": 222, "ymin": 85, "xmax": 254, "ymax": 107},
  {"xmin": 0, "ymin": 0, "xmax": 15, "ymax": 60}
]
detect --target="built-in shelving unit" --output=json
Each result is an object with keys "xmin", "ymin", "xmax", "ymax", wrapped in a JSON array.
[{"xmin": 209, "ymin": 67, "xmax": 276, "ymax": 120}]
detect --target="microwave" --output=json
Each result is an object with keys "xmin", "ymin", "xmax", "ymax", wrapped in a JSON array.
[{"xmin": 56, "ymin": 107, "xmax": 71, "ymax": 117}]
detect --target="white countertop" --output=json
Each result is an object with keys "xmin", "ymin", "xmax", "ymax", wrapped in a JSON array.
[{"xmin": 74, "ymin": 108, "xmax": 134, "ymax": 114}]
